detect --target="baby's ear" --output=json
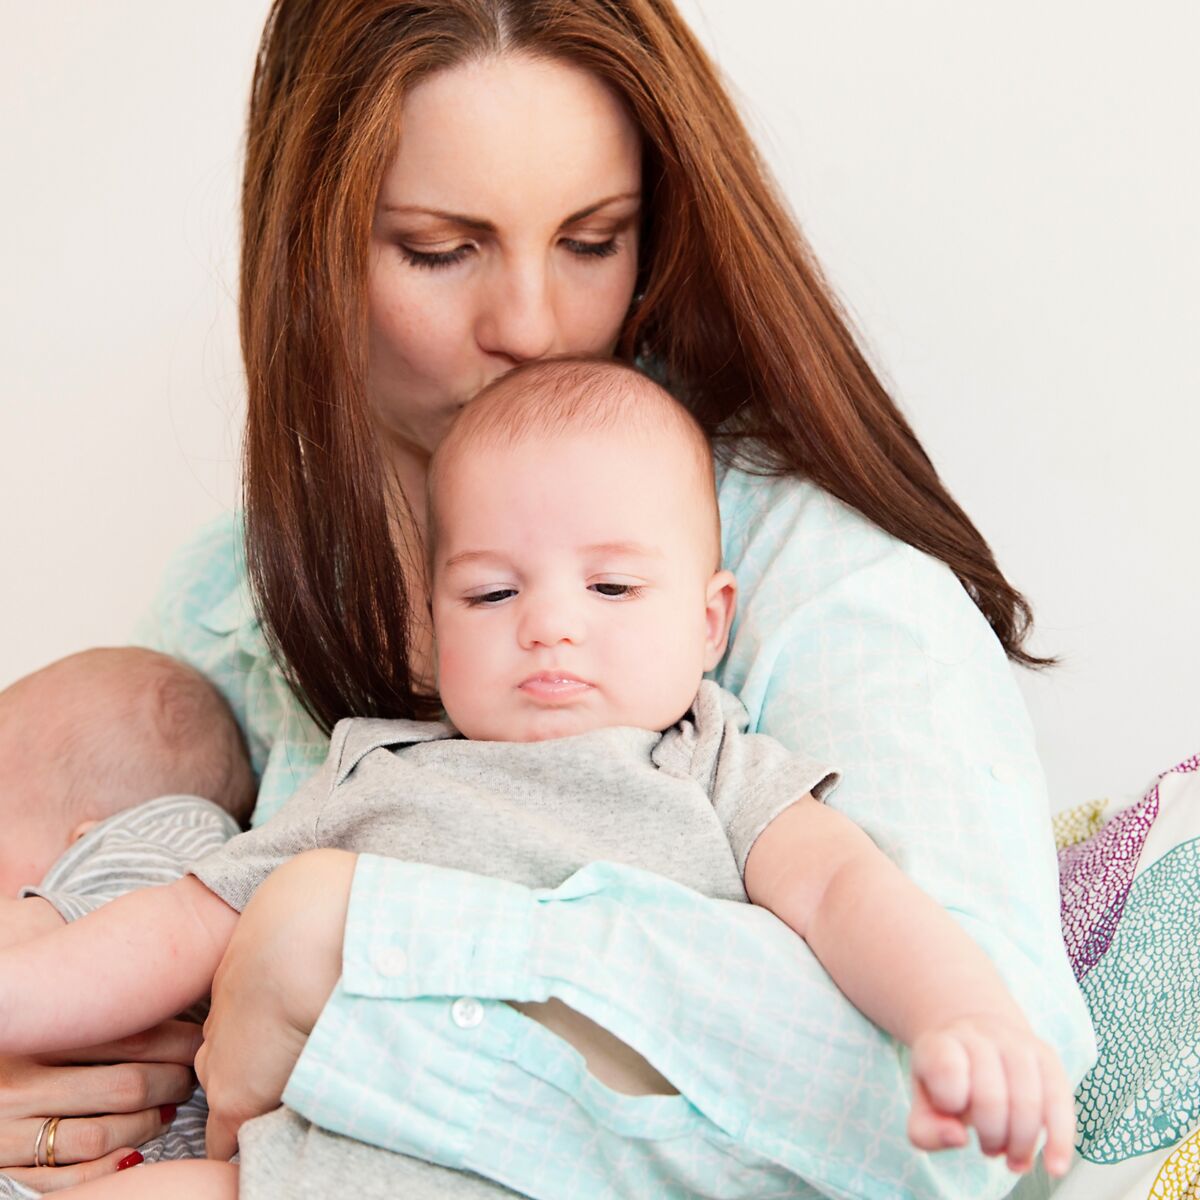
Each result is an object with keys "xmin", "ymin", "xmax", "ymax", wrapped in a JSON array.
[
  {"xmin": 68, "ymin": 818, "xmax": 101, "ymax": 845},
  {"xmin": 702, "ymin": 570, "xmax": 738, "ymax": 671}
]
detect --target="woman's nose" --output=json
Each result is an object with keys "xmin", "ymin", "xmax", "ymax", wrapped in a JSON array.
[{"xmin": 475, "ymin": 256, "xmax": 558, "ymax": 364}]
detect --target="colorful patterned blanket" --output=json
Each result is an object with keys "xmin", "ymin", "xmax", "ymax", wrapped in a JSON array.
[{"xmin": 1017, "ymin": 752, "xmax": 1200, "ymax": 1200}]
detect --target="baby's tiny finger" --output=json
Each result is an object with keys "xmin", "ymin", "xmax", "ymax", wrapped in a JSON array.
[
  {"xmin": 908, "ymin": 1077, "xmax": 968, "ymax": 1151},
  {"xmin": 1040, "ymin": 1051, "xmax": 1078, "ymax": 1177},
  {"xmin": 912, "ymin": 1033, "xmax": 971, "ymax": 1115},
  {"xmin": 963, "ymin": 1037, "xmax": 1008, "ymax": 1156},
  {"xmin": 1001, "ymin": 1046, "xmax": 1042, "ymax": 1172}
]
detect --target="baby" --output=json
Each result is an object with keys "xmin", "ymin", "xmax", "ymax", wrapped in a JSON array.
[
  {"xmin": 0, "ymin": 647, "xmax": 253, "ymax": 1180},
  {"xmin": 0, "ymin": 647, "xmax": 253, "ymax": 934},
  {"xmin": 0, "ymin": 360, "xmax": 1074, "ymax": 1198}
]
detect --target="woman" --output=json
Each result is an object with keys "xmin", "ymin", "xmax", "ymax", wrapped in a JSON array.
[{"xmin": 0, "ymin": 1, "xmax": 1093, "ymax": 1197}]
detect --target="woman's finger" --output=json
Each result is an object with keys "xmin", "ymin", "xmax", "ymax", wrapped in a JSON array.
[
  {"xmin": 39, "ymin": 1020, "xmax": 204, "ymax": 1067},
  {"xmin": 0, "ymin": 1107, "xmax": 174, "ymax": 1170},
  {"xmin": 2, "ymin": 1146, "xmax": 144, "ymax": 1193},
  {"xmin": 5, "ymin": 1061, "xmax": 194, "ymax": 1120}
]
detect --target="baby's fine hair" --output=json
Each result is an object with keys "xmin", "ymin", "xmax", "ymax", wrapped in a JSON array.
[
  {"xmin": 2, "ymin": 648, "xmax": 255, "ymax": 827},
  {"xmin": 427, "ymin": 357, "xmax": 721, "ymax": 568}
]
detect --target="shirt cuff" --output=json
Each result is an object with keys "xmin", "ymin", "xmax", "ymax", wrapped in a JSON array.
[{"xmin": 339, "ymin": 855, "xmax": 544, "ymax": 1002}]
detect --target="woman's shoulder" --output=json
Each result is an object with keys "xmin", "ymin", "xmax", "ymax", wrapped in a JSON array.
[
  {"xmin": 714, "ymin": 461, "xmax": 1005, "ymax": 722},
  {"xmin": 134, "ymin": 512, "xmax": 329, "ymax": 826},
  {"xmin": 140, "ymin": 511, "xmax": 249, "ymax": 636},
  {"xmin": 716, "ymin": 459, "xmax": 965, "ymax": 611}
]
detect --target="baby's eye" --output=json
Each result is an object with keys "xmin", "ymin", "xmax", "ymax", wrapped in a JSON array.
[
  {"xmin": 465, "ymin": 588, "xmax": 517, "ymax": 606},
  {"xmin": 589, "ymin": 582, "xmax": 644, "ymax": 599}
]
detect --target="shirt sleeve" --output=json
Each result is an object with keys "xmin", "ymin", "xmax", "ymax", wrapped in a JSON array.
[
  {"xmin": 653, "ymin": 681, "xmax": 840, "ymax": 875},
  {"xmin": 285, "ymin": 855, "xmax": 1029, "ymax": 1200},
  {"xmin": 190, "ymin": 728, "xmax": 346, "ymax": 912},
  {"xmin": 20, "ymin": 797, "xmax": 239, "ymax": 923},
  {"xmin": 713, "ymin": 466, "xmax": 1096, "ymax": 1082},
  {"xmin": 133, "ymin": 513, "xmax": 331, "ymax": 826}
]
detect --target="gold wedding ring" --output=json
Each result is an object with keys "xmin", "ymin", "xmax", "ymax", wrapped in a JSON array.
[
  {"xmin": 45, "ymin": 1116, "xmax": 62, "ymax": 1167},
  {"xmin": 32, "ymin": 1116, "xmax": 53, "ymax": 1167}
]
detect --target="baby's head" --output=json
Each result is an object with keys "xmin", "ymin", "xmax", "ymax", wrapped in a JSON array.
[
  {"xmin": 0, "ymin": 647, "xmax": 255, "ymax": 895},
  {"xmin": 427, "ymin": 357, "xmax": 736, "ymax": 742}
]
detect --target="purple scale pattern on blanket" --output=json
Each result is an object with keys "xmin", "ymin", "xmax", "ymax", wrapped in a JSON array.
[{"xmin": 1058, "ymin": 754, "xmax": 1200, "ymax": 983}]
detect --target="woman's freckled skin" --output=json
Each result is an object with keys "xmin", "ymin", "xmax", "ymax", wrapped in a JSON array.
[{"xmin": 366, "ymin": 53, "xmax": 643, "ymax": 480}]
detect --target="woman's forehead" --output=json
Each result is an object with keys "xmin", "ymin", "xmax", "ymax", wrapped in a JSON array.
[{"xmin": 378, "ymin": 53, "xmax": 641, "ymax": 229}]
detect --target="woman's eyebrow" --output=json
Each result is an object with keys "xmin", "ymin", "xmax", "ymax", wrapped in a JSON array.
[{"xmin": 381, "ymin": 191, "xmax": 640, "ymax": 233}]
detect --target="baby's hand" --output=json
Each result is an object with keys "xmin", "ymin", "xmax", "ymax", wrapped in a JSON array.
[{"xmin": 908, "ymin": 1016, "xmax": 1076, "ymax": 1177}]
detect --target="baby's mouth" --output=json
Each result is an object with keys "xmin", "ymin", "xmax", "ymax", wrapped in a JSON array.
[{"xmin": 517, "ymin": 672, "xmax": 595, "ymax": 702}]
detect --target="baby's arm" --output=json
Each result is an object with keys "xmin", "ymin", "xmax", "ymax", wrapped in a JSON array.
[
  {"xmin": 0, "ymin": 877, "xmax": 238, "ymax": 1054},
  {"xmin": 0, "ymin": 895, "xmax": 65, "ymax": 949},
  {"xmin": 744, "ymin": 797, "xmax": 1075, "ymax": 1177}
]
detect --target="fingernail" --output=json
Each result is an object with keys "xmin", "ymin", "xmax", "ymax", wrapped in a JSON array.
[
  {"xmin": 159, "ymin": 1104, "xmax": 177, "ymax": 1123},
  {"xmin": 116, "ymin": 1151, "xmax": 144, "ymax": 1171}
]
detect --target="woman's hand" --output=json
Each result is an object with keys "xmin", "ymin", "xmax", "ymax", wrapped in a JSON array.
[
  {"xmin": 0, "ymin": 1022, "xmax": 198, "ymax": 1192},
  {"xmin": 197, "ymin": 849, "xmax": 357, "ymax": 1160}
]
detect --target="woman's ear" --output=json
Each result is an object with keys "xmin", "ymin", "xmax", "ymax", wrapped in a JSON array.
[{"xmin": 701, "ymin": 569, "xmax": 738, "ymax": 671}]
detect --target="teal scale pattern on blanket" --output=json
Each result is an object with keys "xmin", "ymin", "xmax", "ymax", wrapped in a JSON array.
[{"xmin": 1076, "ymin": 836, "xmax": 1200, "ymax": 1164}]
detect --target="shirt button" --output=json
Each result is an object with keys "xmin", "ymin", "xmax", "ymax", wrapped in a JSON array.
[
  {"xmin": 372, "ymin": 947, "xmax": 408, "ymax": 977},
  {"xmin": 990, "ymin": 762, "xmax": 1017, "ymax": 784},
  {"xmin": 451, "ymin": 997, "xmax": 484, "ymax": 1029}
]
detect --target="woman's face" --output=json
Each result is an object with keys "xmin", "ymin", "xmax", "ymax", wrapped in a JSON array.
[{"xmin": 368, "ymin": 54, "xmax": 643, "ymax": 463}]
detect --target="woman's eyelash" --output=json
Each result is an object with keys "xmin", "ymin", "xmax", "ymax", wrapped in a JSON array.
[
  {"xmin": 400, "ymin": 238, "xmax": 619, "ymax": 271},
  {"xmin": 563, "ymin": 238, "xmax": 619, "ymax": 260},
  {"xmin": 401, "ymin": 245, "xmax": 472, "ymax": 270}
]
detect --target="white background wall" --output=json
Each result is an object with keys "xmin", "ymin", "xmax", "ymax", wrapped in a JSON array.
[{"xmin": 3, "ymin": 2, "xmax": 1196, "ymax": 811}]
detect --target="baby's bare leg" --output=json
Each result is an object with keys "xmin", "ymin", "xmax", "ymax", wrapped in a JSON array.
[{"xmin": 58, "ymin": 1160, "xmax": 237, "ymax": 1199}]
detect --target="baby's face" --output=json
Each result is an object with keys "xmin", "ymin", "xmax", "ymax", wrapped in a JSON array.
[{"xmin": 431, "ymin": 427, "xmax": 734, "ymax": 742}]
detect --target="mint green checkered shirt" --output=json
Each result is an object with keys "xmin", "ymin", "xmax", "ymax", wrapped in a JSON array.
[{"xmin": 138, "ymin": 463, "xmax": 1095, "ymax": 1198}]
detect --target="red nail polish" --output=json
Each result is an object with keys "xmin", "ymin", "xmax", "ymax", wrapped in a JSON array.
[
  {"xmin": 116, "ymin": 1151, "xmax": 144, "ymax": 1171},
  {"xmin": 159, "ymin": 1104, "xmax": 177, "ymax": 1123}
]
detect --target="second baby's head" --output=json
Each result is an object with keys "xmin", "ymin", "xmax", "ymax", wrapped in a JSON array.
[
  {"xmin": 0, "ymin": 647, "xmax": 255, "ymax": 896},
  {"xmin": 427, "ymin": 358, "xmax": 736, "ymax": 742}
]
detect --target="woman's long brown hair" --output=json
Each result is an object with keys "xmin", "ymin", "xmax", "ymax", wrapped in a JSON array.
[{"xmin": 242, "ymin": 0, "xmax": 1053, "ymax": 735}]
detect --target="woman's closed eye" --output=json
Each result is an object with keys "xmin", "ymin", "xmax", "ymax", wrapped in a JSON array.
[{"xmin": 400, "ymin": 237, "xmax": 621, "ymax": 271}]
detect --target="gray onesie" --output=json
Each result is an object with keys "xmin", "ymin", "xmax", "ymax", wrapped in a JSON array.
[
  {"xmin": 192, "ymin": 682, "xmax": 838, "ymax": 1200},
  {"xmin": 0, "ymin": 795, "xmax": 239, "ymax": 1200}
]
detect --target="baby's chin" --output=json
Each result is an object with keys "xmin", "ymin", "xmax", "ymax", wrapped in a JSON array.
[{"xmin": 454, "ymin": 704, "xmax": 624, "ymax": 743}]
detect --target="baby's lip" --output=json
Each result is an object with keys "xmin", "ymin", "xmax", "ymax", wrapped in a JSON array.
[
  {"xmin": 518, "ymin": 671, "xmax": 593, "ymax": 687},
  {"xmin": 517, "ymin": 672, "xmax": 596, "ymax": 703}
]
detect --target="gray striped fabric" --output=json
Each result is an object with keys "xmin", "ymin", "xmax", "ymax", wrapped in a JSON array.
[{"xmin": 1, "ymin": 795, "xmax": 239, "ymax": 1196}]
